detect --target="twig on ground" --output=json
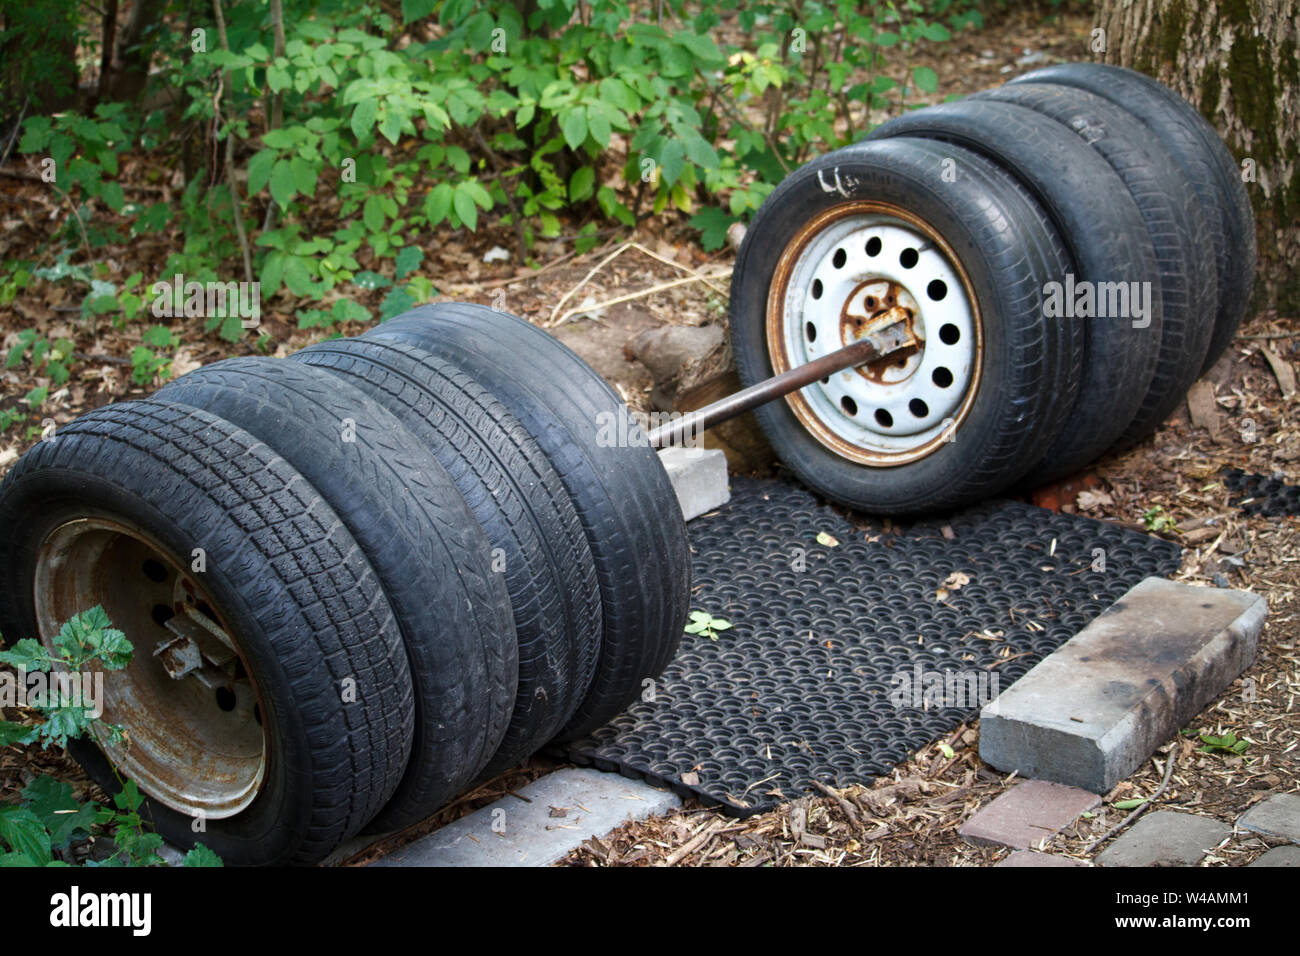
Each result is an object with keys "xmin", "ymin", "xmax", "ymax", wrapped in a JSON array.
[
  {"xmin": 547, "ymin": 240, "xmax": 635, "ymax": 323},
  {"xmin": 550, "ymin": 268, "xmax": 733, "ymax": 326},
  {"xmin": 661, "ymin": 817, "xmax": 726, "ymax": 866},
  {"xmin": 627, "ymin": 241, "xmax": 730, "ymax": 297},
  {"xmin": 811, "ymin": 780, "xmax": 862, "ymax": 828},
  {"xmin": 1084, "ymin": 745, "xmax": 1178, "ymax": 855}
]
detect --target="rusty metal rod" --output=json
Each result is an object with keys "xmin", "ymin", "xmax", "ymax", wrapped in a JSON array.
[{"xmin": 647, "ymin": 319, "xmax": 916, "ymax": 448}]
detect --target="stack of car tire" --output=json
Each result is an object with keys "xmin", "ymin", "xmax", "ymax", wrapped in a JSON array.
[
  {"xmin": 0, "ymin": 62, "xmax": 1254, "ymax": 867},
  {"xmin": 730, "ymin": 63, "xmax": 1255, "ymax": 514},
  {"xmin": 0, "ymin": 304, "xmax": 691, "ymax": 865}
]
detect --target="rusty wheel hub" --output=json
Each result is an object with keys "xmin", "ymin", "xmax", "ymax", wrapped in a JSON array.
[
  {"xmin": 767, "ymin": 202, "xmax": 983, "ymax": 465},
  {"xmin": 33, "ymin": 519, "xmax": 267, "ymax": 819}
]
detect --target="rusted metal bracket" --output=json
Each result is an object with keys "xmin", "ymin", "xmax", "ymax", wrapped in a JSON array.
[{"xmin": 647, "ymin": 317, "xmax": 918, "ymax": 449}]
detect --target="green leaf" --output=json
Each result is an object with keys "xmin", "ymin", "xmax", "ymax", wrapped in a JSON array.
[
  {"xmin": 460, "ymin": 180, "xmax": 493, "ymax": 210},
  {"xmin": 261, "ymin": 128, "xmax": 297, "ymax": 149},
  {"xmin": 1113, "ymin": 798, "xmax": 1148, "ymax": 810},
  {"xmin": 352, "ymin": 270, "xmax": 391, "ymax": 290},
  {"xmin": 658, "ymin": 139, "xmax": 685, "ymax": 187},
  {"xmin": 248, "ymin": 149, "xmax": 275, "ymax": 195},
  {"xmin": 586, "ymin": 105, "xmax": 612, "ymax": 149},
  {"xmin": 560, "ymin": 108, "xmax": 588, "ymax": 151},
  {"xmin": 680, "ymin": 130, "xmax": 718, "ymax": 170},
  {"xmin": 689, "ymin": 611, "xmax": 711, "ymax": 622},
  {"xmin": 290, "ymin": 156, "xmax": 318, "ymax": 196},
  {"xmin": 379, "ymin": 286, "xmax": 417, "ymax": 321},
  {"xmin": 569, "ymin": 166, "xmax": 596, "ymax": 202},
  {"xmin": 91, "ymin": 629, "xmax": 133, "ymax": 671},
  {"xmin": 711, "ymin": 619, "xmax": 732, "ymax": 630},
  {"xmin": 912, "ymin": 66, "xmax": 939, "ymax": 94},
  {"xmin": 401, "ymin": 0, "xmax": 438, "ymax": 22},
  {"xmin": 351, "ymin": 99, "xmax": 379, "ymax": 141},
  {"xmin": 379, "ymin": 111, "xmax": 403, "ymax": 145},
  {"xmin": 363, "ymin": 194, "xmax": 386, "ymax": 232},
  {"xmin": 394, "ymin": 245, "xmax": 424, "ymax": 279},
  {"xmin": 330, "ymin": 298, "xmax": 370, "ymax": 323},
  {"xmin": 283, "ymin": 257, "xmax": 319, "ymax": 296},
  {"xmin": 22, "ymin": 777, "xmax": 96, "ymax": 848},
  {"xmin": 183, "ymin": 843, "xmax": 224, "ymax": 867},
  {"xmin": 452, "ymin": 185, "xmax": 478, "ymax": 231},
  {"xmin": 689, "ymin": 207, "xmax": 736, "ymax": 252},
  {"xmin": 0, "ymin": 806, "xmax": 52, "ymax": 865},
  {"xmin": 0, "ymin": 721, "xmax": 36, "ymax": 746},
  {"xmin": 0, "ymin": 637, "xmax": 51, "ymax": 672},
  {"xmin": 423, "ymin": 182, "xmax": 454, "ymax": 225},
  {"xmin": 296, "ymin": 308, "xmax": 332, "ymax": 330},
  {"xmin": 100, "ymin": 181, "xmax": 125, "ymax": 212},
  {"xmin": 142, "ymin": 324, "xmax": 174, "ymax": 347},
  {"xmin": 269, "ymin": 160, "xmax": 297, "ymax": 207}
]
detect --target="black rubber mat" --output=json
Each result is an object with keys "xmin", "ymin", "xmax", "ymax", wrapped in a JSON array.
[
  {"xmin": 1223, "ymin": 468, "xmax": 1300, "ymax": 517},
  {"xmin": 563, "ymin": 477, "xmax": 1182, "ymax": 815}
]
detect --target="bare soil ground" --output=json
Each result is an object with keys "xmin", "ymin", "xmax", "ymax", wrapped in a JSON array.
[{"xmin": 2, "ymin": 8, "xmax": 1296, "ymax": 867}]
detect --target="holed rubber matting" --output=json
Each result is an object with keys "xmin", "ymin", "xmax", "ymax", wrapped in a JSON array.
[
  {"xmin": 1223, "ymin": 468, "xmax": 1300, "ymax": 517},
  {"xmin": 563, "ymin": 477, "xmax": 1182, "ymax": 815}
]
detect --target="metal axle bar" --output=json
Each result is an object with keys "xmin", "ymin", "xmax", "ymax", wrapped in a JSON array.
[{"xmin": 647, "ymin": 318, "xmax": 917, "ymax": 448}]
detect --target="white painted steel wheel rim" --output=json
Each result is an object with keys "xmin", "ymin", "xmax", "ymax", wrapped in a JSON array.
[{"xmin": 767, "ymin": 204, "xmax": 983, "ymax": 466}]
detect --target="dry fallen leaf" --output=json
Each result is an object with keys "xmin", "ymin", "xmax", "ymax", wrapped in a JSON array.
[
  {"xmin": 1261, "ymin": 346, "xmax": 1297, "ymax": 399},
  {"xmin": 171, "ymin": 347, "xmax": 202, "ymax": 378},
  {"xmin": 936, "ymin": 570, "xmax": 971, "ymax": 601},
  {"xmin": 1075, "ymin": 489, "xmax": 1114, "ymax": 511}
]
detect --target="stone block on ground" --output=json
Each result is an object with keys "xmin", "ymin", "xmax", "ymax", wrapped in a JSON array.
[
  {"xmin": 980, "ymin": 578, "xmax": 1266, "ymax": 793},
  {"xmin": 959, "ymin": 779, "xmax": 1100, "ymax": 850},
  {"xmin": 370, "ymin": 768, "xmax": 681, "ymax": 867},
  {"xmin": 996, "ymin": 849, "xmax": 1087, "ymax": 867},
  {"xmin": 1096, "ymin": 811, "xmax": 1231, "ymax": 867},
  {"xmin": 1249, "ymin": 845, "xmax": 1300, "ymax": 867},
  {"xmin": 659, "ymin": 446, "xmax": 730, "ymax": 521},
  {"xmin": 1236, "ymin": 792, "xmax": 1300, "ymax": 844}
]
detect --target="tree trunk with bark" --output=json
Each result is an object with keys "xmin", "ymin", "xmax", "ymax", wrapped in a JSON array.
[{"xmin": 1095, "ymin": 0, "xmax": 1299, "ymax": 314}]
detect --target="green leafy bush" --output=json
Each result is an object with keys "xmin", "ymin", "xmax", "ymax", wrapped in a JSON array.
[
  {"xmin": 0, "ymin": 607, "xmax": 221, "ymax": 867},
  {"xmin": 6, "ymin": 0, "xmax": 971, "ymax": 341}
]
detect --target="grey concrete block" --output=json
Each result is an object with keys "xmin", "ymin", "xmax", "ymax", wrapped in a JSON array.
[
  {"xmin": 1237, "ymin": 792, "xmax": 1300, "ymax": 844},
  {"xmin": 1249, "ymin": 845, "xmax": 1300, "ymax": 867},
  {"xmin": 979, "ymin": 577, "xmax": 1266, "ymax": 794},
  {"xmin": 370, "ymin": 768, "xmax": 681, "ymax": 867},
  {"xmin": 658, "ymin": 446, "xmax": 729, "ymax": 522},
  {"xmin": 1096, "ymin": 811, "xmax": 1231, "ymax": 867}
]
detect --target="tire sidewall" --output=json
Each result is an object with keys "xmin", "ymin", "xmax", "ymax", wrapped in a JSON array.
[{"xmin": 0, "ymin": 468, "xmax": 315, "ymax": 865}]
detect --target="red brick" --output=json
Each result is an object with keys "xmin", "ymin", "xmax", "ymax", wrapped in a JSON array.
[{"xmin": 959, "ymin": 779, "xmax": 1100, "ymax": 850}]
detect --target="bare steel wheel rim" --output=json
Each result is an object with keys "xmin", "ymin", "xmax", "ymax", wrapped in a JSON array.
[
  {"xmin": 767, "ymin": 202, "xmax": 983, "ymax": 466},
  {"xmin": 33, "ymin": 518, "xmax": 267, "ymax": 818}
]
